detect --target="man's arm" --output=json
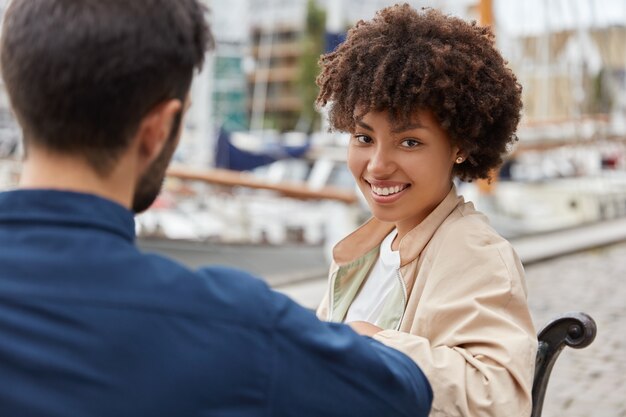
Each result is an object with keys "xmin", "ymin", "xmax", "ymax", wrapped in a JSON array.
[{"xmin": 268, "ymin": 290, "xmax": 432, "ymax": 417}]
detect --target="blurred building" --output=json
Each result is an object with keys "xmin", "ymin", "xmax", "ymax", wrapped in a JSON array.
[
  {"xmin": 244, "ymin": 0, "xmax": 478, "ymax": 132},
  {"xmin": 512, "ymin": 27, "xmax": 626, "ymax": 123},
  {"xmin": 0, "ymin": 0, "xmax": 21, "ymax": 158},
  {"xmin": 495, "ymin": 0, "xmax": 626, "ymax": 142},
  {"xmin": 248, "ymin": 23, "xmax": 304, "ymax": 132},
  {"xmin": 209, "ymin": 0, "xmax": 250, "ymax": 132}
]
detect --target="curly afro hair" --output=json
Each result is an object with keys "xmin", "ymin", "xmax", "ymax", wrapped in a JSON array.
[{"xmin": 316, "ymin": 4, "xmax": 522, "ymax": 180}]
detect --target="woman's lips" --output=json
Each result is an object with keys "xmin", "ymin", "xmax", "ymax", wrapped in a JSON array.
[
  {"xmin": 366, "ymin": 181, "xmax": 410, "ymax": 203},
  {"xmin": 370, "ymin": 184, "xmax": 409, "ymax": 196}
]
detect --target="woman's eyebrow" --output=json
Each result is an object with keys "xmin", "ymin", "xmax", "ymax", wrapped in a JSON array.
[
  {"xmin": 355, "ymin": 120, "xmax": 427, "ymax": 133},
  {"xmin": 391, "ymin": 122, "xmax": 426, "ymax": 134},
  {"xmin": 355, "ymin": 120, "xmax": 374, "ymax": 131}
]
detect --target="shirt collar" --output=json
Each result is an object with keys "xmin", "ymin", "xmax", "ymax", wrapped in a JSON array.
[
  {"xmin": 0, "ymin": 189, "xmax": 136, "ymax": 242},
  {"xmin": 333, "ymin": 185, "xmax": 463, "ymax": 266}
]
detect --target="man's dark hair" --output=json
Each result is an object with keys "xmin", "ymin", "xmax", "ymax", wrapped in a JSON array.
[
  {"xmin": 316, "ymin": 4, "xmax": 522, "ymax": 180},
  {"xmin": 1, "ymin": 0, "xmax": 213, "ymax": 174}
]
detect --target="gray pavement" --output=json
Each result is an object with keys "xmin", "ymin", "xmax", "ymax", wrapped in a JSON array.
[
  {"xmin": 138, "ymin": 238, "xmax": 328, "ymax": 287},
  {"xmin": 525, "ymin": 241, "xmax": 626, "ymax": 417}
]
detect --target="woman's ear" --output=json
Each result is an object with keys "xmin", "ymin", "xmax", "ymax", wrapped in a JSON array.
[{"xmin": 453, "ymin": 148, "xmax": 467, "ymax": 164}]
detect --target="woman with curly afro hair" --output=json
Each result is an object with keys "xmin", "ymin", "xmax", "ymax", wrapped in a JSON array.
[{"xmin": 315, "ymin": 4, "xmax": 537, "ymax": 417}]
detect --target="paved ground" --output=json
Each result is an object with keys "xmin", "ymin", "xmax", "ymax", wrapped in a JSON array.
[
  {"xmin": 278, "ymin": 241, "xmax": 626, "ymax": 417},
  {"xmin": 525, "ymin": 242, "xmax": 626, "ymax": 417},
  {"xmin": 138, "ymin": 238, "xmax": 328, "ymax": 287}
]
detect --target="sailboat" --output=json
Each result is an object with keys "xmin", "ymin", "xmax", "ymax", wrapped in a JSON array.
[{"xmin": 472, "ymin": 0, "xmax": 626, "ymax": 237}]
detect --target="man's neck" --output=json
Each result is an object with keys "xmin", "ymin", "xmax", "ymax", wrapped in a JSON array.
[{"xmin": 19, "ymin": 148, "xmax": 136, "ymax": 209}]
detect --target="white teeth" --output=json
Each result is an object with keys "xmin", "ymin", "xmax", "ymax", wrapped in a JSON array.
[{"xmin": 371, "ymin": 185, "xmax": 406, "ymax": 196}]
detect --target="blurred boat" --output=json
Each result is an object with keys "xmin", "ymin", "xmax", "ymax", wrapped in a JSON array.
[
  {"xmin": 133, "ymin": 136, "xmax": 361, "ymax": 276},
  {"xmin": 478, "ymin": 174, "xmax": 626, "ymax": 238}
]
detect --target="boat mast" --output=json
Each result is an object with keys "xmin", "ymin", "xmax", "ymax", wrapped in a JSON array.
[
  {"xmin": 477, "ymin": 0, "xmax": 498, "ymax": 193},
  {"xmin": 250, "ymin": 0, "xmax": 275, "ymax": 133},
  {"xmin": 479, "ymin": 0, "xmax": 493, "ymax": 27}
]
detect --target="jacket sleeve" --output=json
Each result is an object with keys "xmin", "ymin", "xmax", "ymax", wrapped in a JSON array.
[
  {"xmin": 316, "ymin": 260, "xmax": 338, "ymax": 321},
  {"xmin": 373, "ymin": 229, "xmax": 537, "ymax": 417},
  {"xmin": 315, "ymin": 287, "xmax": 330, "ymax": 320},
  {"xmin": 268, "ymin": 289, "xmax": 432, "ymax": 417}
]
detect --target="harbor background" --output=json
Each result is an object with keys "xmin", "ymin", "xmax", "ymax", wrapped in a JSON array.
[{"xmin": 1, "ymin": 0, "xmax": 626, "ymax": 415}]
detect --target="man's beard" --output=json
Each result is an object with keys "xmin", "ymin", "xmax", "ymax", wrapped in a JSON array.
[{"xmin": 131, "ymin": 112, "xmax": 182, "ymax": 214}]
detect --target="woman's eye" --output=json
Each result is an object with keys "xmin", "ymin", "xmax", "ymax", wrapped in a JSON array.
[
  {"xmin": 354, "ymin": 135, "xmax": 372, "ymax": 144},
  {"xmin": 401, "ymin": 139, "xmax": 421, "ymax": 148}
]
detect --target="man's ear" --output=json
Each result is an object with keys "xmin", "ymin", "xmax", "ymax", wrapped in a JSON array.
[{"xmin": 134, "ymin": 99, "xmax": 182, "ymax": 167}]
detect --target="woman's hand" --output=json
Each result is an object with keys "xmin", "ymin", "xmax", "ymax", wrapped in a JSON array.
[{"xmin": 348, "ymin": 321, "xmax": 383, "ymax": 337}]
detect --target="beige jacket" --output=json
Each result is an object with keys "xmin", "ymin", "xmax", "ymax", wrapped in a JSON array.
[{"xmin": 317, "ymin": 186, "xmax": 537, "ymax": 417}]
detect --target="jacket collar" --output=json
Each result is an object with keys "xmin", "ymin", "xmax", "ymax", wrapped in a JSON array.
[
  {"xmin": 333, "ymin": 185, "xmax": 463, "ymax": 267},
  {"xmin": 0, "ymin": 189, "xmax": 136, "ymax": 242}
]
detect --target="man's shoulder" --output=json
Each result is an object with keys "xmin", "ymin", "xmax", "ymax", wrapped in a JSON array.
[{"xmin": 137, "ymin": 252, "xmax": 288, "ymax": 327}]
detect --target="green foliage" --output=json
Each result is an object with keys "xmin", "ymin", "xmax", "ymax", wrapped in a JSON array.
[
  {"xmin": 297, "ymin": 0, "xmax": 326, "ymax": 132},
  {"xmin": 591, "ymin": 68, "xmax": 613, "ymax": 114}
]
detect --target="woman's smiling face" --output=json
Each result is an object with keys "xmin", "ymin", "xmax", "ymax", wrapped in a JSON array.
[{"xmin": 348, "ymin": 109, "xmax": 461, "ymax": 237}]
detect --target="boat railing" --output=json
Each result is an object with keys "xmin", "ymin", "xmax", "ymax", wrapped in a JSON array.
[{"xmin": 166, "ymin": 165, "xmax": 358, "ymax": 204}]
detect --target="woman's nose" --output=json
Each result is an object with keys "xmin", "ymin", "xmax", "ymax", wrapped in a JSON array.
[{"xmin": 367, "ymin": 147, "xmax": 396, "ymax": 176}]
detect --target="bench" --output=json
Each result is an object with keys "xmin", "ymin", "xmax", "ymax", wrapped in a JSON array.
[{"xmin": 531, "ymin": 312, "xmax": 597, "ymax": 417}]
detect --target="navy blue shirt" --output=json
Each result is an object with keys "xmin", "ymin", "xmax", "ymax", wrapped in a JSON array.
[{"xmin": 0, "ymin": 190, "xmax": 431, "ymax": 417}]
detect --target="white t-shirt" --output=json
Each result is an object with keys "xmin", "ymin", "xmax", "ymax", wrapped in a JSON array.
[{"xmin": 344, "ymin": 229, "xmax": 400, "ymax": 324}]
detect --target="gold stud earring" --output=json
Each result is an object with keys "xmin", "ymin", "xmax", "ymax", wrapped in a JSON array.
[{"xmin": 456, "ymin": 157, "xmax": 464, "ymax": 164}]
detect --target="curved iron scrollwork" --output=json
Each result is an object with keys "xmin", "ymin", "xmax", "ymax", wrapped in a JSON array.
[{"xmin": 531, "ymin": 312, "xmax": 597, "ymax": 417}]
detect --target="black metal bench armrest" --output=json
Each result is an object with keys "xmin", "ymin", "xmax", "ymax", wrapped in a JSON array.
[{"xmin": 531, "ymin": 312, "xmax": 597, "ymax": 417}]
